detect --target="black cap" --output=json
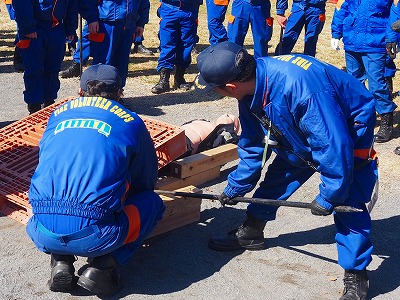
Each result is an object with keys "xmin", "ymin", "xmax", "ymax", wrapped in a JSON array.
[
  {"xmin": 195, "ymin": 41, "xmax": 247, "ymax": 92},
  {"xmin": 80, "ymin": 64, "xmax": 122, "ymax": 92}
]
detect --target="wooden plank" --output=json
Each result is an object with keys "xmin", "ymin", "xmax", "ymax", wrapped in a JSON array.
[
  {"xmin": 156, "ymin": 166, "xmax": 221, "ymax": 190},
  {"xmin": 168, "ymin": 144, "xmax": 238, "ymax": 179},
  {"xmin": 149, "ymin": 185, "xmax": 202, "ymax": 238}
]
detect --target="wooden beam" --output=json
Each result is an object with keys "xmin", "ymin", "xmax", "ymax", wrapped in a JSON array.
[{"xmin": 168, "ymin": 144, "xmax": 238, "ymax": 179}]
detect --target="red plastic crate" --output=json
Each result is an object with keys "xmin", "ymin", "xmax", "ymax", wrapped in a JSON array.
[{"xmin": 0, "ymin": 97, "xmax": 186, "ymax": 224}]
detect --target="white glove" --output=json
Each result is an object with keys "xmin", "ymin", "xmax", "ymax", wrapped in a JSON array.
[{"xmin": 331, "ymin": 38, "xmax": 340, "ymax": 50}]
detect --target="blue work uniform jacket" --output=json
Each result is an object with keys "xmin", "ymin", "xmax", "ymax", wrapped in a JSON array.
[
  {"xmin": 276, "ymin": 0, "xmax": 325, "ymax": 16},
  {"xmin": 224, "ymin": 55, "xmax": 376, "ymax": 210},
  {"xmin": 13, "ymin": 0, "xmax": 78, "ymax": 37},
  {"xmin": 161, "ymin": 0, "xmax": 203, "ymax": 11},
  {"xmin": 80, "ymin": 0, "xmax": 149, "ymax": 30},
  {"xmin": 331, "ymin": 0, "xmax": 395, "ymax": 52},
  {"xmin": 29, "ymin": 97, "xmax": 159, "ymax": 222},
  {"xmin": 387, "ymin": 1, "xmax": 400, "ymax": 42}
]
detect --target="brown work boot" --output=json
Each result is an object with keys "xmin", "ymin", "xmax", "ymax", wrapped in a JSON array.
[
  {"xmin": 339, "ymin": 269, "xmax": 369, "ymax": 300},
  {"xmin": 208, "ymin": 213, "xmax": 266, "ymax": 251}
]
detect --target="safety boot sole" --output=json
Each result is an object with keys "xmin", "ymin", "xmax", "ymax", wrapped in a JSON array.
[
  {"xmin": 208, "ymin": 238, "xmax": 265, "ymax": 252},
  {"xmin": 48, "ymin": 265, "xmax": 76, "ymax": 292}
]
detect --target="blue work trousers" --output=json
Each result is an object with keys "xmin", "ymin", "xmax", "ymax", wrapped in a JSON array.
[
  {"xmin": 89, "ymin": 21, "xmax": 135, "ymax": 87},
  {"xmin": 73, "ymin": 22, "xmax": 91, "ymax": 65},
  {"xmin": 275, "ymin": 2, "xmax": 325, "ymax": 57},
  {"xmin": 26, "ymin": 190, "xmax": 166, "ymax": 265},
  {"xmin": 18, "ymin": 23, "xmax": 65, "ymax": 105},
  {"xmin": 345, "ymin": 51, "xmax": 397, "ymax": 115},
  {"xmin": 247, "ymin": 155, "xmax": 377, "ymax": 271},
  {"xmin": 206, "ymin": 0, "xmax": 229, "ymax": 45},
  {"xmin": 227, "ymin": 0, "xmax": 272, "ymax": 58},
  {"xmin": 157, "ymin": 3, "xmax": 199, "ymax": 71}
]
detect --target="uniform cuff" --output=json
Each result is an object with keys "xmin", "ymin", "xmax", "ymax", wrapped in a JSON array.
[{"xmin": 315, "ymin": 195, "xmax": 334, "ymax": 211}]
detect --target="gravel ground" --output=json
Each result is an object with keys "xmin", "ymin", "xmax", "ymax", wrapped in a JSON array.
[{"xmin": 0, "ymin": 55, "xmax": 399, "ymax": 300}]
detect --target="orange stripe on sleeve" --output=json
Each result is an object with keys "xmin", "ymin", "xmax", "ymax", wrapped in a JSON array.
[{"xmin": 123, "ymin": 205, "xmax": 141, "ymax": 244}]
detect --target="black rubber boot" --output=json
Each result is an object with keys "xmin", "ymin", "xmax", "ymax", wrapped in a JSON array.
[
  {"xmin": 27, "ymin": 103, "xmax": 42, "ymax": 114},
  {"xmin": 339, "ymin": 269, "xmax": 369, "ymax": 300},
  {"xmin": 385, "ymin": 76, "xmax": 393, "ymax": 94},
  {"xmin": 48, "ymin": 254, "xmax": 76, "ymax": 292},
  {"xmin": 374, "ymin": 112, "xmax": 393, "ymax": 143},
  {"xmin": 77, "ymin": 254, "xmax": 121, "ymax": 296},
  {"xmin": 173, "ymin": 66, "xmax": 192, "ymax": 90},
  {"xmin": 43, "ymin": 100, "xmax": 55, "ymax": 107},
  {"xmin": 60, "ymin": 61, "xmax": 80, "ymax": 78},
  {"xmin": 132, "ymin": 43, "xmax": 154, "ymax": 55},
  {"xmin": 208, "ymin": 213, "xmax": 266, "ymax": 251},
  {"xmin": 151, "ymin": 68, "xmax": 171, "ymax": 94},
  {"xmin": 13, "ymin": 47, "xmax": 24, "ymax": 73}
]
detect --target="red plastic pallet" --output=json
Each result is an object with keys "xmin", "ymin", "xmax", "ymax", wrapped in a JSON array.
[{"xmin": 0, "ymin": 97, "xmax": 186, "ymax": 224}]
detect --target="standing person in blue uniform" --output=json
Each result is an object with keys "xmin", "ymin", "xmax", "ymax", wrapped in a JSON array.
[
  {"xmin": 274, "ymin": 0, "xmax": 326, "ymax": 56},
  {"xmin": 196, "ymin": 41, "xmax": 378, "ymax": 300},
  {"xmin": 226, "ymin": 0, "xmax": 273, "ymax": 58},
  {"xmin": 206, "ymin": 0, "xmax": 229, "ymax": 45},
  {"xmin": 79, "ymin": 0, "xmax": 150, "ymax": 88},
  {"xmin": 12, "ymin": 0, "xmax": 78, "ymax": 114},
  {"xmin": 151, "ymin": 0, "xmax": 202, "ymax": 94},
  {"xmin": 331, "ymin": 0, "xmax": 397, "ymax": 143},
  {"xmin": 26, "ymin": 64, "xmax": 165, "ymax": 296}
]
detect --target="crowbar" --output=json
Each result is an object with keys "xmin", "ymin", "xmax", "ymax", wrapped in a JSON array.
[{"xmin": 155, "ymin": 190, "xmax": 363, "ymax": 213}]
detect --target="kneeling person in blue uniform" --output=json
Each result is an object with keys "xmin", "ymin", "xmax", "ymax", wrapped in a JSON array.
[
  {"xmin": 196, "ymin": 42, "xmax": 378, "ymax": 300},
  {"xmin": 26, "ymin": 64, "xmax": 166, "ymax": 296}
]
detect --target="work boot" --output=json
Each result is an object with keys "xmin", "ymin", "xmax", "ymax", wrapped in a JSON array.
[
  {"xmin": 43, "ymin": 100, "xmax": 55, "ymax": 108},
  {"xmin": 394, "ymin": 146, "xmax": 400, "ymax": 155},
  {"xmin": 60, "ymin": 61, "xmax": 80, "ymax": 78},
  {"xmin": 385, "ymin": 76, "xmax": 393, "ymax": 94},
  {"xmin": 77, "ymin": 254, "xmax": 121, "ymax": 296},
  {"xmin": 374, "ymin": 112, "xmax": 393, "ymax": 143},
  {"xmin": 48, "ymin": 254, "xmax": 76, "ymax": 292},
  {"xmin": 208, "ymin": 213, "xmax": 266, "ymax": 251},
  {"xmin": 173, "ymin": 66, "xmax": 192, "ymax": 90},
  {"xmin": 132, "ymin": 43, "xmax": 154, "ymax": 55},
  {"xmin": 339, "ymin": 269, "xmax": 369, "ymax": 300},
  {"xmin": 151, "ymin": 68, "xmax": 171, "ymax": 94},
  {"xmin": 27, "ymin": 103, "xmax": 42, "ymax": 114},
  {"xmin": 13, "ymin": 47, "xmax": 24, "ymax": 72},
  {"xmin": 66, "ymin": 42, "xmax": 76, "ymax": 57}
]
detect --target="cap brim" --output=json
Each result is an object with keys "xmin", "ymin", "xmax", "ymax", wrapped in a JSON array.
[{"xmin": 194, "ymin": 73, "xmax": 215, "ymax": 93}]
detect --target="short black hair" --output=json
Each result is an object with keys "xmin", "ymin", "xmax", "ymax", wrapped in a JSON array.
[
  {"xmin": 81, "ymin": 80, "xmax": 120, "ymax": 101},
  {"xmin": 233, "ymin": 50, "xmax": 256, "ymax": 82}
]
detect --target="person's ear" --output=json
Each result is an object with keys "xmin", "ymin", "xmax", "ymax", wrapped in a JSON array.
[
  {"xmin": 225, "ymin": 82, "xmax": 238, "ymax": 90},
  {"xmin": 79, "ymin": 88, "xmax": 84, "ymax": 96}
]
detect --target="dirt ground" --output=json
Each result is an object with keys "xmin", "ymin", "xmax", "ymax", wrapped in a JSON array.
[{"xmin": 0, "ymin": 1, "xmax": 400, "ymax": 300}]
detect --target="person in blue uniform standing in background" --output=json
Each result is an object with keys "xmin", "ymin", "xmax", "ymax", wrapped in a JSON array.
[
  {"xmin": 79, "ymin": 0, "xmax": 150, "ymax": 88},
  {"xmin": 13, "ymin": 0, "xmax": 78, "ymax": 114},
  {"xmin": 274, "ymin": 0, "xmax": 326, "ymax": 56},
  {"xmin": 26, "ymin": 64, "xmax": 165, "ymax": 297},
  {"xmin": 196, "ymin": 41, "xmax": 378, "ymax": 300},
  {"xmin": 151, "ymin": 0, "xmax": 202, "ymax": 94},
  {"xmin": 206, "ymin": 0, "xmax": 229, "ymax": 45},
  {"xmin": 331, "ymin": 0, "xmax": 397, "ymax": 143},
  {"xmin": 226, "ymin": 0, "xmax": 273, "ymax": 58}
]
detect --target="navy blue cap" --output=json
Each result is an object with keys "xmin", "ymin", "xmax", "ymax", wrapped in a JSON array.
[
  {"xmin": 80, "ymin": 64, "xmax": 122, "ymax": 92},
  {"xmin": 195, "ymin": 41, "xmax": 246, "ymax": 92}
]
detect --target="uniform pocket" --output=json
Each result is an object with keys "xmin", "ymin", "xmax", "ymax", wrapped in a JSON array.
[
  {"xmin": 214, "ymin": 0, "xmax": 229, "ymax": 5},
  {"xmin": 227, "ymin": 14, "xmax": 235, "ymax": 24},
  {"xmin": 88, "ymin": 32, "xmax": 105, "ymax": 43},
  {"xmin": 16, "ymin": 39, "xmax": 31, "ymax": 49}
]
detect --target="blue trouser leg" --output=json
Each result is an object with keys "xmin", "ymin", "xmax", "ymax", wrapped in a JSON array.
[
  {"xmin": 157, "ymin": 4, "xmax": 180, "ymax": 71},
  {"xmin": 175, "ymin": 10, "xmax": 198, "ymax": 68},
  {"xmin": 206, "ymin": 0, "xmax": 229, "ymax": 44},
  {"xmin": 110, "ymin": 191, "xmax": 166, "ymax": 265},
  {"xmin": 134, "ymin": 35, "xmax": 145, "ymax": 43},
  {"xmin": 384, "ymin": 55, "xmax": 396, "ymax": 78},
  {"xmin": 334, "ymin": 159, "xmax": 377, "ymax": 270},
  {"xmin": 227, "ymin": 0, "xmax": 250, "ymax": 49},
  {"xmin": 249, "ymin": 2, "xmax": 271, "ymax": 58},
  {"xmin": 73, "ymin": 22, "xmax": 91, "ymax": 65},
  {"xmin": 276, "ymin": 4, "xmax": 304, "ymax": 55},
  {"xmin": 303, "ymin": 5, "xmax": 325, "ymax": 57},
  {"xmin": 90, "ymin": 21, "xmax": 134, "ymax": 87},
  {"xmin": 19, "ymin": 24, "xmax": 65, "ymax": 105}
]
